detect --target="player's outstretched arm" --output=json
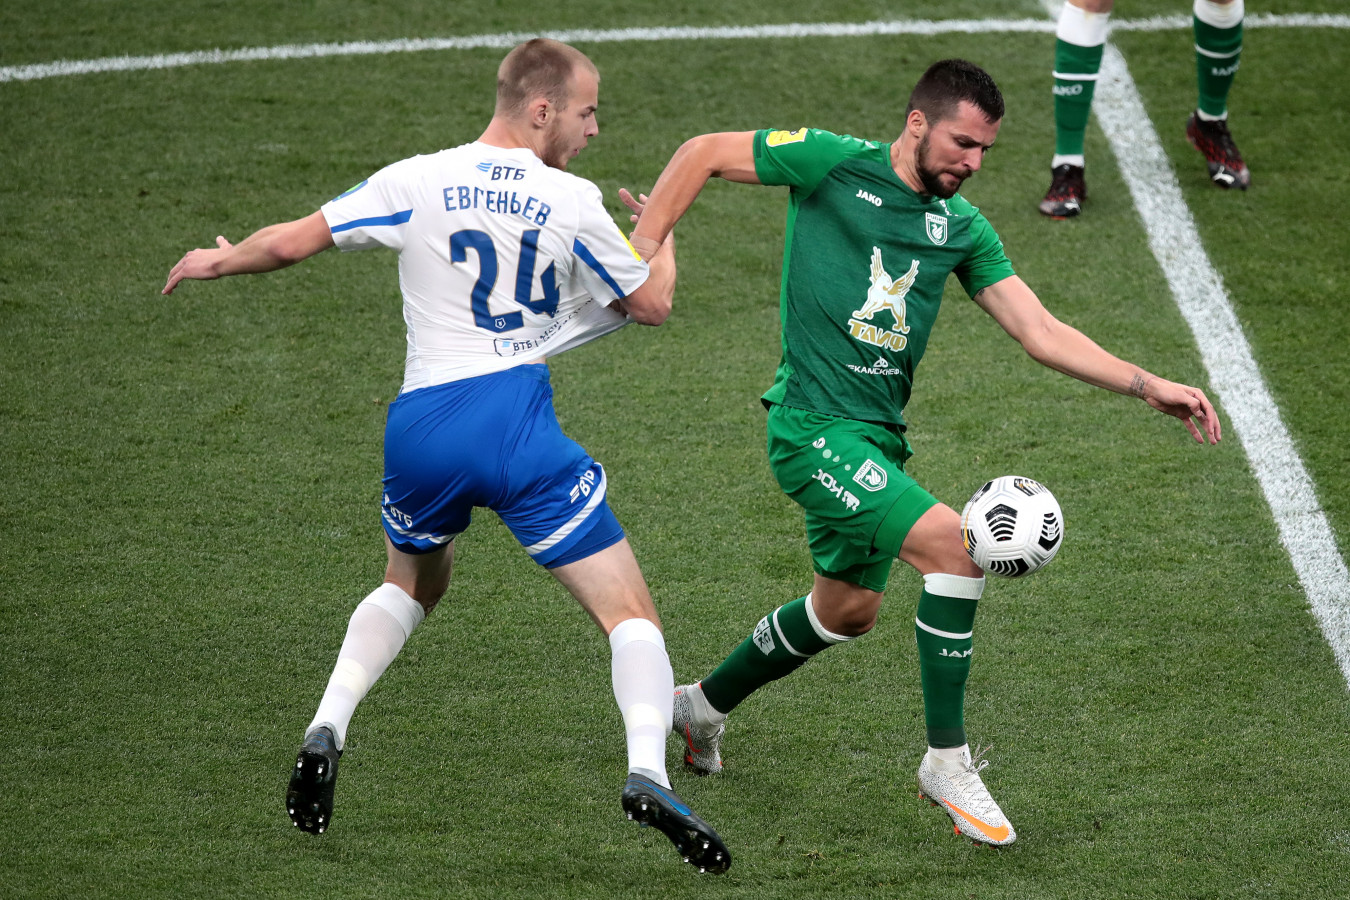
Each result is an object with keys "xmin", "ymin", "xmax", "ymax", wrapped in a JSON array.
[
  {"xmin": 162, "ymin": 211, "xmax": 335, "ymax": 295},
  {"xmin": 974, "ymin": 275, "xmax": 1222, "ymax": 445},
  {"xmin": 628, "ymin": 132, "xmax": 759, "ymax": 260}
]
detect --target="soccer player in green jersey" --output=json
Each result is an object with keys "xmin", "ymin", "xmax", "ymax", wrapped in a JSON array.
[
  {"xmin": 1041, "ymin": 0, "xmax": 1249, "ymax": 218},
  {"xmin": 622, "ymin": 58, "xmax": 1221, "ymax": 847}
]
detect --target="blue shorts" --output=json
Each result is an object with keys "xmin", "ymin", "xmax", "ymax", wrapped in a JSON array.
[{"xmin": 380, "ymin": 364, "xmax": 624, "ymax": 568}]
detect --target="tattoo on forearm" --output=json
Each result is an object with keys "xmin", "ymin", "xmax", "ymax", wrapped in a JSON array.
[{"xmin": 1129, "ymin": 374, "xmax": 1148, "ymax": 398}]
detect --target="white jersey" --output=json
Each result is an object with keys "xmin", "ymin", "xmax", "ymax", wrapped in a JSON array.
[{"xmin": 321, "ymin": 142, "xmax": 647, "ymax": 392}]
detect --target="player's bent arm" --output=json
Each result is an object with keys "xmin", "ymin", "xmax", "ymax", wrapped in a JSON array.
[
  {"xmin": 162, "ymin": 211, "xmax": 335, "ymax": 295},
  {"xmin": 616, "ymin": 233, "xmax": 675, "ymax": 325},
  {"xmin": 629, "ymin": 132, "xmax": 759, "ymax": 259},
  {"xmin": 974, "ymin": 275, "xmax": 1221, "ymax": 444}
]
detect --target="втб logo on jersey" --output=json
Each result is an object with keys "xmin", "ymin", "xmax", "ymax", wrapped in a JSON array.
[{"xmin": 849, "ymin": 247, "xmax": 918, "ymax": 351}]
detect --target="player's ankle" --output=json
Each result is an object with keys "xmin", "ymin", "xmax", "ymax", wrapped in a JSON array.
[
  {"xmin": 690, "ymin": 682, "xmax": 728, "ymax": 726},
  {"xmin": 927, "ymin": 744, "xmax": 970, "ymax": 770}
]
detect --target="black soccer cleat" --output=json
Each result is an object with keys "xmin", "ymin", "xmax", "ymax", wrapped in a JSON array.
[
  {"xmin": 1185, "ymin": 111, "xmax": 1250, "ymax": 190},
  {"xmin": 286, "ymin": 725, "xmax": 341, "ymax": 835},
  {"xmin": 1038, "ymin": 163, "xmax": 1086, "ymax": 218},
  {"xmin": 621, "ymin": 774, "xmax": 731, "ymax": 874}
]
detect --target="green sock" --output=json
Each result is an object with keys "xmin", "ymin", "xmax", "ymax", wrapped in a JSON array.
[
  {"xmin": 701, "ymin": 596, "xmax": 836, "ymax": 714},
  {"xmin": 1053, "ymin": 37, "xmax": 1105, "ymax": 159},
  {"xmin": 915, "ymin": 589, "xmax": 979, "ymax": 749},
  {"xmin": 1194, "ymin": 14, "xmax": 1242, "ymax": 118}
]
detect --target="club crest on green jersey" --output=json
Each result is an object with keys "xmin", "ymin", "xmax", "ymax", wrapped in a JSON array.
[
  {"xmin": 848, "ymin": 247, "xmax": 918, "ymax": 351},
  {"xmin": 925, "ymin": 212, "xmax": 948, "ymax": 246}
]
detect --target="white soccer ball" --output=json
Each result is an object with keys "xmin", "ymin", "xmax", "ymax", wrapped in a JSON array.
[{"xmin": 960, "ymin": 476, "xmax": 1064, "ymax": 578}]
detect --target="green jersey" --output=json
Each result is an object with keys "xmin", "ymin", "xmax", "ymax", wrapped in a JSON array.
[{"xmin": 753, "ymin": 127, "xmax": 1015, "ymax": 427}]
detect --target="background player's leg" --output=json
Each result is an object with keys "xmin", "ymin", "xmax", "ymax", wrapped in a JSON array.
[
  {"xmin": 1194, "ymin": 0, "xmax": 1243, "ymax": 120},
  {"xmin": 1040, "ymin": 0, "xmax": 1112, "ymax": 217},
  {"xmin": 1187, "ymin": 0, "xmax": 1249, "ymax": 188}
]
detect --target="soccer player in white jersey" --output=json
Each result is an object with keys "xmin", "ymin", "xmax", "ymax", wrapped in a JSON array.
[{"xmin": 163, "ymin": 38, "xmax": 730, "ymax": 875}]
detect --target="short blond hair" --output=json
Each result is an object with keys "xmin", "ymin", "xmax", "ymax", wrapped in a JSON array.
[{"xmin": 495, "ymin": 39, "xmax": 598, "ymax": 117}]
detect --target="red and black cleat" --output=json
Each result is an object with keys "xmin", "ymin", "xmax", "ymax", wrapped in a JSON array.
[
  {"xmin": 1186, "ymin": 111, "xmax": 1251, "ymax": 190},
  {"xmin": 1037, "ymin": 164, "xmax": 1086, "ymax": 218}
]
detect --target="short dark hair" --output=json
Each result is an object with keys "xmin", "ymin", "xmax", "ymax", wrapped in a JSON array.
[
  {"xmin": 495, "ymin": 38, "xmax": 598, "ymax": 117},
  {"xmin": 905, "ymin": 59, "xmax": 1004, "ymax": 125}
]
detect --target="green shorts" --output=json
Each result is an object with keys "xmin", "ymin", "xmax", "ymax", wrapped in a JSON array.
[{"xmin": 765, "ymin": 403, "xmax": 938, "ymax": 593}]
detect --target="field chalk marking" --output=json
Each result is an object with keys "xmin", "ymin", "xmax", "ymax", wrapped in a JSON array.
[{"xmin": 2, "ymin": 14, "xmax": 1347, "ymax": 83}]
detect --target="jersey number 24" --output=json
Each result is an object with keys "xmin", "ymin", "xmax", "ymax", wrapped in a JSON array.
[{"xmin": 450, "ymin": 228, "xmax": 560, "ymax": 333}]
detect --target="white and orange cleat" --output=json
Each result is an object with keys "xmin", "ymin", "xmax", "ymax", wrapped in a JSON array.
[{"xmin": 917, "ymin": 745, "xmax": 1016, "ymax": 846}]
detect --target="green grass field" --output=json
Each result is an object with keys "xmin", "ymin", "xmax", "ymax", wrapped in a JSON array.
[{"xmin": 3, "ymin": 2, "xmax": 1349, "ymax": 897}]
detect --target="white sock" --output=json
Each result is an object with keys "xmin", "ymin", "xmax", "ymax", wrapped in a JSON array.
[
  {"xmin": 928, "ymin": 743, "xmax": 972, "ymax": 771},
  {"xmin": 688, "ymin": 680, "xmax": 727, "ymax": 726},
  {"xmin": 308, "ymin": 583, "xmax": 425, "ymax": 750},
  {"xmin": 609, "ymin": 618, "xmax": 673, "ymax": 788},
  {"xmin": 1194, "ymin": 0, "xmax": 1243, "ymax": 29},
  {"xmin": 1056, "ymin": 0, "xmax": 1111, "ymax": 47},
  {"xmin": 1051, "ymin": 153, "xmax": 1086, "ymax": 169}
]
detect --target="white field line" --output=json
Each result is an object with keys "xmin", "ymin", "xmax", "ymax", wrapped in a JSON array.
[
  {"xmin": 2, "ymin": 13, "xmax": 1347, "ymax": 83},
  {"xmin": 8, "ymin": 12, "xmax": 1349, "ymax": 684},
  {"xmin": 1084, "ymin": 38, "xmax": 1350, "ymax": 688}
]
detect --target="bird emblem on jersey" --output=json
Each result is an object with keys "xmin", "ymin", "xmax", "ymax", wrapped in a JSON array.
[{"xmin": 847, "ymin": 249, "xmax": 918, "ymax": 352}]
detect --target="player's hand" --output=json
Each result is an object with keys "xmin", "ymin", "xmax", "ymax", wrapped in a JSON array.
[
  {"xmin": 618, "ymin": 188, "xmax": 672, "ymax": 261},
  {"xmin": 618, "ymin": 187, "xmax": 646, "ymax": 224},
  {"xmin": 162, "ymin": 235, "xmax": 233, "ymax": 295},
  {"xmin": 1141, "ymin": 377, "xmax": 1222, "ymax": 445}
]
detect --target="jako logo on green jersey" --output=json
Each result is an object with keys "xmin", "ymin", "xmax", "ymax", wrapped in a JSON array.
[{"xmin": 849, "ymin": 247, "xmax": 917, "ymax": 351}]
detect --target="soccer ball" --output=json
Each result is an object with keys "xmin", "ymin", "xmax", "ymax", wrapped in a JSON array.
[{"xmin": 960, "ymin": 476, "xmax": 1064, "ymax": 578}]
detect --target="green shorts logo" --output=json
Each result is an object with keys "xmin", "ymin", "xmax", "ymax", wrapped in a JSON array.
[{"xmin": 853, "ymin": 459, "xmax": 888, "ymax": 492}]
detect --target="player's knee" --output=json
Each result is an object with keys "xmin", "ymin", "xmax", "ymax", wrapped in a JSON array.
[
  {"xmin": 902, "ymin": 541, "xmax": 978, "ymax": 578},
  {"xmin": 384, "ymin": 568, "xmax": 450, "ymax": 615},
  {"xmin": 833, "ymin": 609, "xmax": 878, "ymax": 637},
  {"xmin": 412, "ymin": 592, "xmax": 443, "ymax": 615},
  {"xmin": 947, "ymin": 552, "xmax": 983, "ymax": 580},
  {"xmin": 900, "ymin": 506, "xmax": 981, "ymax": 578},
  {"xmin": 812, "ymin": 588, "xmax": 883, "ymax": 637}
]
